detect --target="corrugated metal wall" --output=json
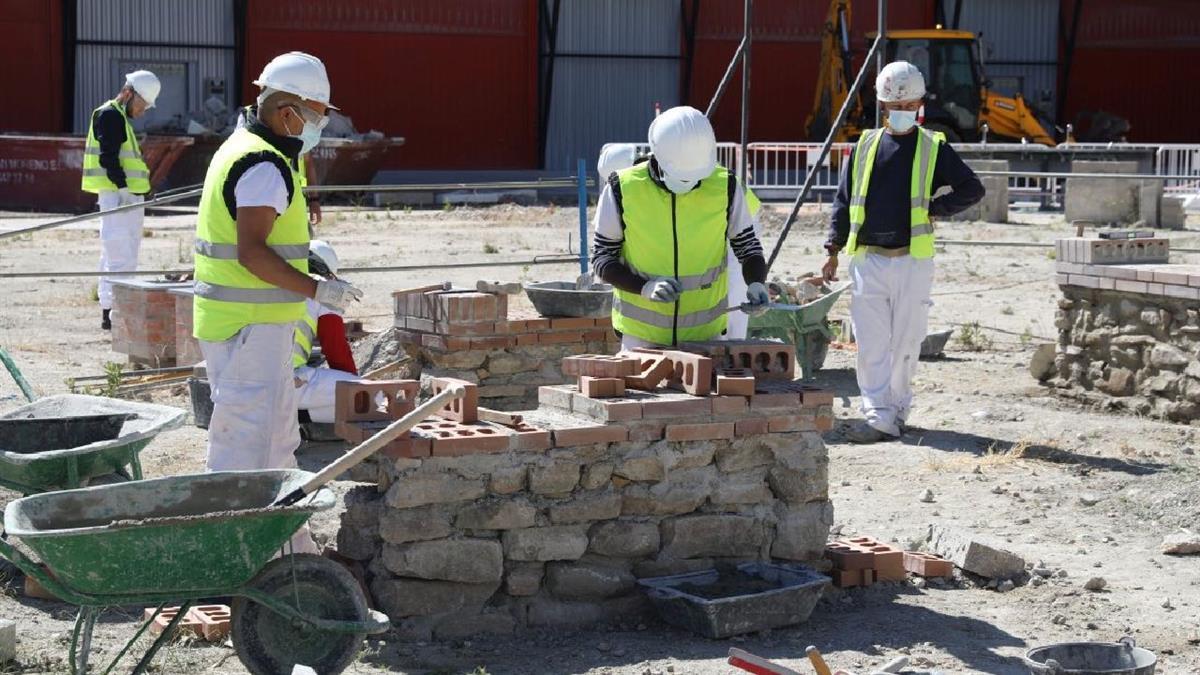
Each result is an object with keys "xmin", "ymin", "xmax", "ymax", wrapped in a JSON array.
[
  {"xmin": 955, "ymin": 0, "xmax": 1057, "ymax": 120},
  {"xmin": 244, "ymin": 0, "xmax": 538, "ymax": 169},
  {"xmin": 688, "ymin": 0, "xmax": 935, "ymax": 143},
  {"xmin": 0, "ymin": 0, "xmax": 62, "ymax": 133},
  {"xmin": 542, "ymin": 0, "xmax": 680, "ymax": 170},
  {"xmin": 73, "ymin": 0, "xmax": 236, "ymax": 133},
  {"xmin": 1061, "ymin": 0, "xmax": 1200, "ymax": 141}
]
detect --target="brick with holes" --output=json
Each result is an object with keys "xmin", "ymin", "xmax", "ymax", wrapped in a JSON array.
[
  {"xmin": 413, "ymin": 420, "xmax": 512, "ymax": 456},
  {"xmin": 431, "ymin": 377, "xmax": 479, "ymax": 423},
  {"xmin": 623, "ymin": 352, "xmax": 674, "ymax": 390},
  {"xmin": 562, "ymin": 355, "xmax": 640, "ymax": 379},
  {"xmin": 189, "ymin": 605, "xmax": 232, "ymax": 642},
  {"xmin": 335, "ymin": 380, "xmax": 420, "ymax": 424},
  {"xmin": 842, "ymin": 537, "xmax": 906, "ymax": 582},
  {"xmin": 663, "ymin": 350, "xmax": 714, "ymax": 396}
]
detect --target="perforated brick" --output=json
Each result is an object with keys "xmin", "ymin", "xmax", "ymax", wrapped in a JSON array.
[
  {"xmin": 145, "ymin": 606, "xmax": 203, "ymax": 638},
  {"xmin": 579, "ymin": 376, "xmax": 627, "ymax": 398},
  {"xmin": 190, "ymin": 605, "xmax": 231, "ymax": 641},
  {"xmin": 431, "ymin": 377, "xmax": 479, "ymax": 423},
  {"xmin": 663, "ymin": 350, "xmax": 714, "ymax": 396},
  {"xmin": 335, "ymin": 380, "xmax": 419, "ymax": 424},
  {"xmin": 903, "ymin": 551, "xmax": 954, "ymax": 578},
  {"xmin": 415, "ymin": 420, "xmax": 512, "ymax": 456},
  {"xmin": 562, "ymin": 355, "xmax": 640, "ymax": 378},
  {"xmin": 843, "ymin": 537, "xmax": 906, "ymax": 582},
  {"xmin": 825, "ymin": 542, "xmax": 873, "ymax": 571},
  {"xmin": 624, "ymin": 352, "xmax": 674, "ymax": 390}
]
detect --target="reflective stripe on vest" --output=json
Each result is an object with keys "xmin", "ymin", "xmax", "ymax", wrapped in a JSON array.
[
  {"xmin": 611, "ymin": 162, "xmax": 731, "ymax": 346},
  {"xmin": 80, "ymin": 100, "xmax": 151, "ymax": 194},
  {"xmin": 846, "ymin": 127, "xmax": 944, "ymax": 259},
  {"xmin": 293, "ymin": 307, "xmax": 317, "ymax": 368},
  {"xmin": 193, "ymin": 127, "xmax": 309, "ymax": 343}
]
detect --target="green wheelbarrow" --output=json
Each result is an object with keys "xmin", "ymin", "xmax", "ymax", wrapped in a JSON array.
[
  {"xmin": 0, "ymin": 385, "xmax": 466, "ymax": 675},
  {"xmin": 747, "ymin": 281, "xmax": 851, "ymax": 381},
  {"xmin": 0, "ymin": 395, "xmax": 184, "ymax": 495}
]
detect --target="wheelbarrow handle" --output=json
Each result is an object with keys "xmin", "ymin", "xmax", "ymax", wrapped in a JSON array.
[{"xmin": 274, "ymin": 386, "xmax": 465, "ymax": 507}]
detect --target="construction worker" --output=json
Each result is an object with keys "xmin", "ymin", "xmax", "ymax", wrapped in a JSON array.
[
  {"xmin": 193, "ymin": 52, "xmax": 360, "ymax": 553},
  {"xmin": 237, "ymin": 108, "xmax": 322, "ymax": 231},
  {"xmin": 822, "ymin": 61, "xmax": 984, "ymax": 443},
  {"xmin": 592, "ymin": 106, "xmax": 769, "ymax": 350},
  {"xmin": 294, "ymin": 240, "xmax": 362, "ymax": 424},
  {"xmin": 81, "ymin": 70, "xmax": 160, "ymax": 330}
]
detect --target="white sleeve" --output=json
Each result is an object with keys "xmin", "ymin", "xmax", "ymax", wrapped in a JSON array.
[
  {"xmin": 593, "ymin": 185, "xmax": 625, "ymax": 243},
  {"xmin": 727, "ymin": 182, "xmax": 758, "ymax": 239},
  {"xmin": 234, "ymin": 162, "xmax": 290, "ymax": 215}
]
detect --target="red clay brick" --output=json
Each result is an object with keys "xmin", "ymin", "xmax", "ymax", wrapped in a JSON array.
[
  {"xmin": 715, "ymin": 369, "xmax": 756, "ymax": 397},
  {"xmin": 663, "ymin": 350, "xmax": 714, "ymax": 396},
  {"xmin": 640, "ymin": 397, "xmax": 712, "ymax": 419},
  {"xmin": 190, "ymin": 605, "xmax": 232, "ymax": 641},
  {"xmin": 407, "ymin": 317, "xmax": 437, "ymax": 333},
  {"xmin": 551, "ymin": 317, "xmax": 596, "ymax": 330},
  {"xmin": 767, "ymin": 415, "xmax": 816, "ymax": 433},
  {"xmin": 582, "ymin": 330, "xmax": 609, "ymax": 342},
  {"xmin": 830, "ymin": 568, "xmax": 862, "ymax": 588},
  {"xmin": 734, "ymin": 418, "xmax": 770, "ymax": 436},
  {"xmin": 146, "ymin": 606, "xmax": 204, "ymax": 638},
  {"xmin": 626, "ymin": 420, "xmax": 667, "ymax": 441},
  {"xmin": 579, "ymin": 376, "xmax": 627, "ymax": 398},
  {"xmin": 571, "ymin": 393, "xmax": 643, "ymax": 421},
  {"xmin": 470, "ymin": 336, "xmax": 515, "ymax": 350},
  {"xmin": 815, "ymin": 414, "xmax": 834, "ymax": 432},
  {"xmin": 505, "ymin": 319, "xmax": 528, "ymax": 332},
  {"xmin": 378, "ymin": 432, "xmax": 433, "ymax": 459},
  {"xmin": 515, "ymin": 333, "xmax": 539, "ymax": 346},
  {"xmin": 594, "ymin": 316, "xmax": 613, "ymax": 328},
  {"xmin": 665, "ymin": 422, "xmax": 735, "ymax": 441},
  {"xmin": 525, "ymin": 319, "xmax": 552, "ymax": 331},
  {"xmin": 843, "ymin": 537, "xmax": 906, "ymax": 582},
  {"xmin": 552, "ymin": 425, "xmax": 629, "ymax": 446},
  {"xmin": 421, "ymin": 333, "xmax": 447, "ymax": 349},
  {"xmin": 711, "ymin": 395, "xmax": 749, "ymax": 415},
  {"xmin": 903, "ymin": 551, "xmax": 954, "ymax": 578},
  {"xmin": 509, "ymin": 424, "xmax": 553, "ymax": 451},
  {"xmin": 726, "ymin": 343, "xmax": 796, "ymax": 379},
  {"xmin": 539, "ymin": 331, "xmax": 585, "ymax": 344},
  {"xmin": 825, "ymin": 542, "xmax": 874, "ymax": 570},
  {"xmin": 444, "ymin": 336, "xmax": 472, "ymax": 350},
  {"xmin": 336, "ymin": 380, "xmax": 420, "ymax": 424},
  {"xmin": 431, "ymin": 377, "xmax": 480, "ymax": 423},
  {"xmin": 563, "ymin": 355, "xmax": 640, "ymax": 378},
  {"xmin": 799, "ymin": 387, "xmax": 835, "ymax": 407},
  {"xmin": 443, "ymin": 321, "xmax": 498, "ymax": 336},
  {"xmin": 750, "ymin": 391, "xmax": 802, "ymax": 410},
  {"xmin": 624, "ymin": 354, "xmax": 674, "ymax": 390},
  {"xmin": 418, "ymin": 421, "xmax": 512, "ymax": 456}
]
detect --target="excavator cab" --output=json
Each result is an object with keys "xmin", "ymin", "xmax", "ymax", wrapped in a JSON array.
[{"xmin": 886, "ymin": 32, "xmax": 982, "ymax": 142}]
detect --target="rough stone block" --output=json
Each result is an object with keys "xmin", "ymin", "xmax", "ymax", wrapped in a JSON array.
[
  {"xmin": 530, "ymin": 461, "xmax": 581, "ymax": 495},
  {"xmin": 456, "ymin": 499, "xmax": 537, "ymax": 530},
  {"xmin": 928, "ymin": 524, "xmax": 1025, "ymax": 579},
  {"xmin": 621, "ymin": 466, "xmax": 715, "ymax": 516},
  {"xmin": 370, "ymin": 577, "xmax": 499, "ymax": 618},
  {"xmin": 588, "ymin": 520, "xmax": 661, "ymax": 558},
  {"xmin": 661, "ymin": 514, "xmax": 765, "ymax": 559},
  {"xmin": 613, "ymin": 452, "xmax": 665, "ymax": 482},
  {"xmin": 715, "ymin": 437, "xmax": 776, "ymax": 472},
  {"xmin": 505, "ymin": 561, "xmax": 545, "ymax": 596},
  {"xmin": 385, "ymin": 473, "xmax": 486, "ymax": 509},
  {"xmin": 503, "ymin": 526, "xmax": 590, "ymax": 561},
  {"xmin": 382, "ymin": 538, "xmax": 504, "ymax": 583},
  {"xmin": 711, "ymin": 468, "xmax": 772, "ymax": 505},
  {"xmin": 546, "ymin": 561, "xmax": 636, "ymax": 599},
  {"xmin": 379, "ymin": 505, "xmax": 454, "ymax": 544},
  {"xmin": 489, "ymin": 465, "xmax": 527, "ymax": 494},
  {"xmin": 548, "ymin": 489, "xmax": 622, "ymax": 524},
  {"xmin": 580, "ymin": 462, "xmax": 614, "ymax": 490},
  {"xmin": 0, "ymin": 619, "xmax": 14, "ymax": 664},
  {"xmin": 772, "ymin": 501, "xmax": 834, "ymax": 561},
  {"xmin": 433, "ymin": 610, "xmax": 516, "ymax": 639}
]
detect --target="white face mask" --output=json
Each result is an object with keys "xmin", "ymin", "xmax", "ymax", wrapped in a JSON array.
[
  {"xmin": 662, "ymin": 174, "xmax": 697, "ymax": 194},
  {"xmin": 284, "ymin": 105, "xmax": 327, "ymax": 154},
  {"xmin": 887, "ymin": 109, "xmax": 918, "ymax": 133}
]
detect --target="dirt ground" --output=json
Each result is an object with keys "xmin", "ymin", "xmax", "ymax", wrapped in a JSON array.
[{"xmin": 0, "ymin": 202, "xmax": 1198, "ymax": 674}]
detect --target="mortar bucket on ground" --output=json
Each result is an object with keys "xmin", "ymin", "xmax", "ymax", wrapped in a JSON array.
[{"xmin": 1024, "ymin": 637, "xmax": 1156, "ymax": 675}]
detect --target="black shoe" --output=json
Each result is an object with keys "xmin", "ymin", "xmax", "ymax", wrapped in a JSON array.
[{"xmin": 101, "ymin": 309, "xmax": 111, "ymax": 330}]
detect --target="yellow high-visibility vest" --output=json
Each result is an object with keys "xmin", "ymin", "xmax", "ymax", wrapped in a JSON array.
[
  {"xmin": 293, "ymin": 303, "xmax": 318, "ymax": 368},
  {"xmin": 81, "ymin": 100, "xmax": 150, "ymax": 194},
  {"xmin": 846, "ymin": 127, "xmax": 944, "ymax": 259}
]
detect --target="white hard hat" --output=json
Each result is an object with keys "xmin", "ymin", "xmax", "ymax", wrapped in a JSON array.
[
  {"xmin": 253, "ymin": 52, "xmax": 338, "ymax": 109},
  {"xmin": 124, "ymin": 70, "xmax": 161, "ymax": 108},
  {"xmin": 875, "ymin": 61, "xmax": 926, "ymax": 103},
  {"xmin": 310, "ymin": 239, "xmax": 339, "ymax": 275},
  {"xmin": 596, "ymin": 143, "xmax": 638, "ymax": 182},
  {"xmin": 648, "ymin": 106, "xmax": 717, "ymax": 188}
]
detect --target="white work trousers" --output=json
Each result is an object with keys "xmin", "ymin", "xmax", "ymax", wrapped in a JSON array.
[
  {"xmin": 96, "ymin": 190, "xmax": 144, "ymax": 310},
  {"xmin": 848, "ymin": 253, "xmax": 935, "ymax": 437},
  {"xmin": 200, "ymin": 323, "xmax": 318, "ymax": 554},
  {"xmin": 295, "ymin": 365, "xmax": 362, "ymax": 424}
]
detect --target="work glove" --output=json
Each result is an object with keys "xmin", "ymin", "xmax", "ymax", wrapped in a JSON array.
[
  {"xmin": 640, "ymin": 277, "xmax": 682, "ymax": 303},
  {"xmin": 315, "ymin": 279, "xmax": 363, "ymax": 312},
  {"xmin": 116, "ymin": 188, "xmax": 135, "ymax": 207},
  {"xmin": 745, "ymin": 282, "xmax": 770, "ymax": 316}
]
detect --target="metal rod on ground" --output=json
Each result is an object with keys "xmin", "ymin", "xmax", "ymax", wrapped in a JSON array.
[
  {"xmin": 739, "ymin": 0, "xmax": 752, "ymax": 189},
  {"xmin": 705, "ymin": 37, "xmax": 746, "ymax": 117},
  {"xmin": 70, "ymin": 364, "xmax": 197, "ymax": 382},
  {"xmin": 577, "ymin": 158, "xmax": 589, "ymax": 277},
  {"xmin": 766, "ymin": 34, "xmax": 884, "ymax": 270},
  {"xmin": 0, "ymin": 347, "xmax": 36, "ymax": 402},
  {"xmin": 274, "ymin": 385, "xmax": 465, "ymax": 507},
  {"xmin": 0, "ymin": 188, "xmax": 203, "ymax": 240}
]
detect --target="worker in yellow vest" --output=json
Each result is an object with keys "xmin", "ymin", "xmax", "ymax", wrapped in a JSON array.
[
  {"xmin": 823, "ymin": 61, "xmax": 984, "ymax": 443},
  {"xmin": 592, "ymin": 107, "xmax": 769, "ymax": 350},
  {"xmin": 81, "ymin": 70, "xmax": 160, "ymax": 330},
  {"xmin": 193, "ymin": 52, "xmax": 360, "ymax": 553}
]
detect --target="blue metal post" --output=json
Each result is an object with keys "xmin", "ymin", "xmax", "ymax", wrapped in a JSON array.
[{"xmin": 577, "ymin": 158, "xmax": 589, "ymax": 276}]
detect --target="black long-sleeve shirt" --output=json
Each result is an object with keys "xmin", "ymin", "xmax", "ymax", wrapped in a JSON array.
[
  {"xmin": 825, "ymin": 131, "xmax": 985, "ymax": 252},
  {"xmin": 92, "ymin": 104, "xmax": 129, "ymax": 189}
]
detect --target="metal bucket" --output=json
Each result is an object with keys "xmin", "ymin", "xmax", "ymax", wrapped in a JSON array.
[
  {"xmin": 523, "ymin": 281, "xmax": 613, "ymax": 318},
  {"xmin": 1025, "ymin": 637, "xmax": 1156, "ymax": 675}
]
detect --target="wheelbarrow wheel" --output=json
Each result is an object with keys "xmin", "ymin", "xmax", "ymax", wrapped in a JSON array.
[{"xmin": 232, "ymin": 553, "xmax": 369, "ymax": 675}]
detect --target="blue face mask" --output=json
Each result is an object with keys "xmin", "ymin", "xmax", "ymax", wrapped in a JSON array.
[{"xmin": 887, "ymin": 109, "xmax": 918, "ymax": 133}]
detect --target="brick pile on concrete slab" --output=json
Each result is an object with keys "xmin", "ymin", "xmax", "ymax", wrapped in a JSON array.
[
  {"xmin": 1051, "ymin": 236, "xmax": 1200, "ymax": 421},
  {"xmin": 390, "ymin": 286, "xmax": 620, "ymax": 410},
  {"xmin": 109, "ymin": 280, "xmax": 192, "ymax": 367},
  {"xmin": 334, "ymin": 348, "xmax": 835, "ymax": 640}
]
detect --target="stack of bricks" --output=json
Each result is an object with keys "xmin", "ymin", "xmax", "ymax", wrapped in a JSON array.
[
  {"xmin": 144, "ymin": 604, "xmax": 231, "ymax": 641},
  {"xmin": 168, "ymin": 287, "xmax": 202, "ymax": 367},
  {"xmin": 391, "ymin": 285, "xmax": 619, "ymax": 410},
  {"xmin": 338, "ymin": 345, "xmax": 835, "ymax": 640},
  {"xmin": 109, "ymin": 280, "xmax": 192, "ymax": 367},
  {"xmin": 1053, "ymin": 235, "xmax": 1200, "ymax": 422},
  {"xmin": 824, "ymin": 537, "xmax": 906, "ymax": 588}
]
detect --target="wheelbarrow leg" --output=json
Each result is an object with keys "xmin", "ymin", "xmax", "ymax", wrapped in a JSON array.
[
  {"xmin": 130, "ymin": 600, "xmax": 192, "ymax": 675},
  {"xmin": 66, "ymin": 457, "xmax": 80, "ymax": 490},
  {"xmin": 100, "ymin": 603, "xmax": 173, "ymax": 675},
  {"xmin": 69, "ymin": 607, "xmax": 97, "ymax": 675}
]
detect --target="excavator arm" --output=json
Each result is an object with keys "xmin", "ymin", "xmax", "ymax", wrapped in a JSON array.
[
  {"xmin": 805, "ymin": 0, "xmax": 862, "ymax": 141},
  {"xmin": 979, "ymin": 90, "xmax": 1055, "ymax": 145}
]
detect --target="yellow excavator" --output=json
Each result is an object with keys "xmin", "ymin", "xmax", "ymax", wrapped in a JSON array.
[{"xmin": 805, "ymin": 0, "xmax": 1056, "ymax": 144}]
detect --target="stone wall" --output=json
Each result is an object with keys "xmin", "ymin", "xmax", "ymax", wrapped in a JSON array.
[
  {"xmin": 335, "ymin": 359, "xmax": 834, "ymax": 640},
  {"xmin": 1050, "ymin": 236, "xmax": 1200, "ymax": 421}
]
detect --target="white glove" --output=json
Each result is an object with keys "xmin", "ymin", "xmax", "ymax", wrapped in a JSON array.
[
  {"xmin": 315, "ymin": 279, "xmax": 363, "ymax": 311},
  {"xmin": 640, "ymin": 277, "xmax": 682, "ymax": 303},
  {"xmin": 116, "ymin": 188, "xmax": 134, "ymax": 207},
  {"xmin": 745, "ymin": 281, "xmax": 770, "ymax": 315}
]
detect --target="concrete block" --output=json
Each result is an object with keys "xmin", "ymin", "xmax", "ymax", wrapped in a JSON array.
[
  {"xmin": 0, "ymin": 620, "xmax": 14, "ymax": 664},
  {"xmin": 1065, "ymin": 161, "xmax": 1139, "ymax": 224},
  {"xmin": 951, "ymin": 160, "xmax": 1008, "ymax": 223},
  {"xmin": 928, "ymin": 524, "xmax": 1025, "ymax": 579},
  {"xmin": 1139, "ymin": 179, "xmax": 1164, "ymax": 227}
]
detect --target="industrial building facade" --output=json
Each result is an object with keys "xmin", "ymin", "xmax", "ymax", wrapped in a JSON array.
[{"xmin": 3, "ymin": 0, "xmax": 1197, "ymax": 171}]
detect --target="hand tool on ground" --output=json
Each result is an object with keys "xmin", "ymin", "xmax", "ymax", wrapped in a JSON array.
[
  {"xmin": 477, "ymin": 407, "xmax": 524, "ymax": 427},
  {"xmin": 807, "ymin": 645, "xmax": 833, "ymax": 675},
  {"xmin": 476, "ymin": 280, "xmax": 523, "ymax": 294},
  {"xmin": 393, "ymin": 281, "xmax": 452, "ymax": 295},
  {"xmin": 728, "ymin": 647, "xmax": 803, "ymax": 675},
  {"xmin": 274, "ymin": 385, "xmax": 464, "ymax": 507}
]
